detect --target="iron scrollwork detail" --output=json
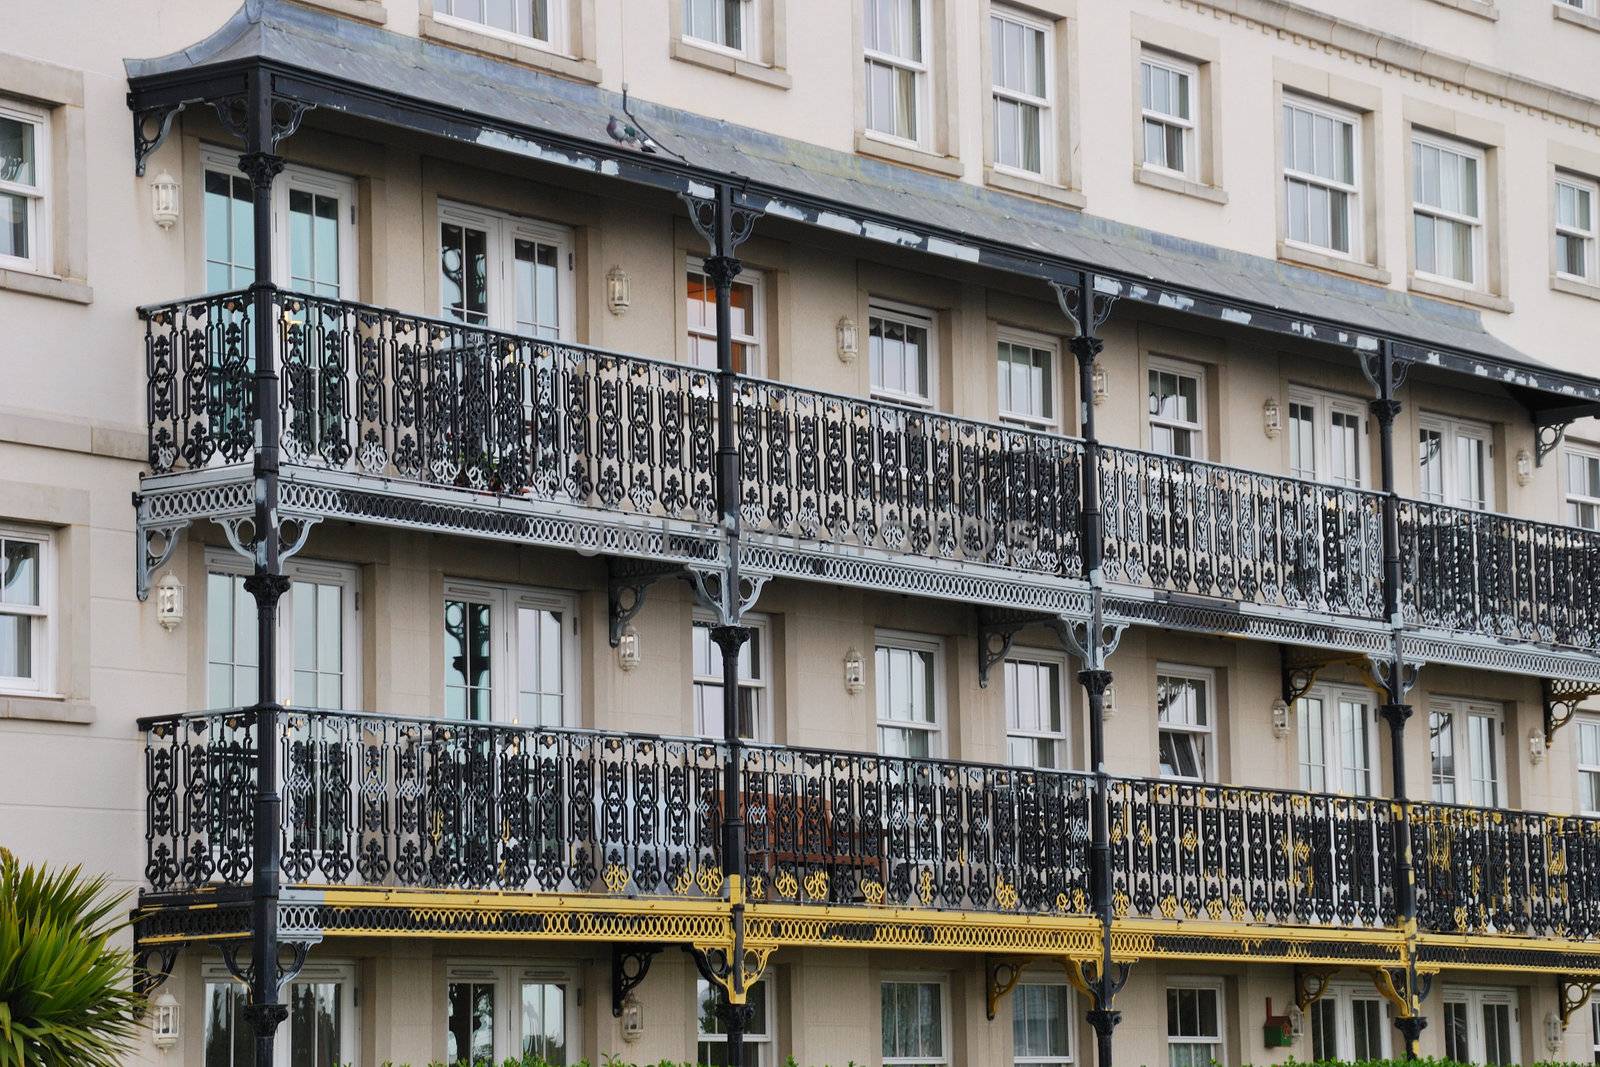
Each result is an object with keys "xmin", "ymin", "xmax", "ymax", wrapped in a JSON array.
[
  {"xmin": 133, "ymin": 103, "xmax": 186, "ymax": 177},
  {"xmin": 612, "ymin": 944, "xmax": 663, "ymax": 1016},
  {"xmin": 679, "ymin": 187, "xmax": 762, "ymax": 257},
  {"xmin": 1049, "ymin": 276, "xmax": 1117, "ymax": 339},
  {"xmin": 210, "ymin": 95, "xmax": 315, "ymax": 150}
]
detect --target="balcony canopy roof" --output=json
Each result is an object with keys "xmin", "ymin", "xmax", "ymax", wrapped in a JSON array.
[{"xmin": 127, "ymin": 0, "xmax": 1600, "ymax": 420}]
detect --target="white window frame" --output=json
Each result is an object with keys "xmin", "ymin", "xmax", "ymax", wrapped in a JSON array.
[
  {"xmin": 203, "ymin": 960, "xmax": 360, "ymax": 1067},
  {"xmin": 990, "ymin": 6, "xmax": 1055, "ymax": 179},
  {"xmin": 1281, "ymin": 95, "xmax": 1362, "ymax": 260},
  {"xmin": 1004, "ymin": 647, "xmax": 1071, "ymax": 771},
  {"xmin": 1156, "ymin": 664, "xmax": 1215, "ymax": 784},
  {"xmin": 696, "ymin": 972, "xmax": 776, "ymax": 1066},
  {"xmin": 691, "ymin": 610, "xmax": 772, "ymax": 741},
  {"xmin": 868, "ymin": 299, "xmax": 938, "ymax": 408},
  {"xmin": 444, "ymin": 961, "xmax": 582, "ymax": 1066},
  {"xmin": 1577, "ymin": 717, "xmax": 1600, "ymax": 816},
  {"xmin": 438, "ymin": 199, "xmax": 575, "ymax": 338},
  {"xmin": 1442, "ymin": 987, "xmax": 1520, "ymax": 1066},
  {"xmin": 206, "ymin": 550, "xmax": 361, "ymax": 711},
  {"xmin": 1411, "ymin": 132, "xmax": 1487, "ymax": 290},
  {"xmin": 1430, "ymin": 699, "xmax": 1506, "ymax": 807},
  {"xmin": 1297, "ymin": 686, "xmax": 1381, "ymax": 796},
  {"xmin": 687, "ymin": 256, "xmax": 766, "ymax": 376},
  {"xmin": 1139, "ymin": 52, "xmax": 1198, "ymax": 180},
  {"xmin": 863, "ymin": 0, "xmax": 932, "ymax": 149},
  {"xmin": 0, "ymin": 98, "xmax": 50, "ymax": 274},
  {"xmin": 1564, "ymin": 444, "xmax": 1600, "ymax": 530},
  {"xmin": 996, "ymin": 327, "xmax": 1061, "ymax": 430},
  {"xmin": 432, "ymin": 0, "xmax": 564, "ymax": 52},
  {"xmin": 0, "ymin": 523, "xmax": 54, "ymax": 697},
  {"xmin": 1417, "ymin": 413, "xmax": 1494, "ymax": 511},
  {"xmin": 875, "ymin": 630, "xmax": 946, "ymax": 758},
  {"xmin": 881, "ymin": 973, "xmax": 951, "ymax": 1067},
  {"xmin": 202, "ymin": 147, "xmax": 359, "ymax": 298},
  {"xmin": 1556, "ymin": 0, "xmax": 1595, "ymax": 14},
  {"xmin": 1164, "ymin": 977, "xmax": 1225, "ymax": 1067},
  {"xmin": 442, "ymin": 578, "xmax": 580, "ymax": 727},
  {"xmin": 683, "ymin": 0, "xmax": 755, "ymax": 58},
  {"xmin": 1286, "ymin": 386, "xmax": 1369, "ymax": 488},
  {"xmin": 1555, "ymin": 173, "xmax": 1599, "ymax": 283},
  {"xmin": 1146, "ymin": 355, "xmax": 1206, "ymax": 459},
  {"xmin": 1013, "ymin": 973, "xmax": 1075, "ymax": 1067},
  {"xmin": 1308, "ymin": 982, "xmax": 1392, "ymax": 1061}
]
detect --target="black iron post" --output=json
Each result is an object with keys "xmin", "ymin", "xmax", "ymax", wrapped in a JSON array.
[
  {"xmin": 705, "ymin": 181, "xmax": 754, "ymax": 1066},
  {"xmin": 238, "ymin": 66, "xmax": 291, "ymax": 1067},
  {"xmin": 1369, "ymin": 341, "xmax": 1426, "ymax": 1058},
  {"xmin": 1064, "ymin": 274, "xmax": 1122, "ymax": 1067}
]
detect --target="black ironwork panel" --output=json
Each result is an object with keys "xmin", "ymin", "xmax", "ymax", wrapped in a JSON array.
[
  {"xmin": 143, "ymin": 294, "xmax": 255, "ymax": 472},
  {"xmin": 740, "ymin": 744, "xmax": 1093, "ymax": 914},
  {"xmin": 1411, "ymin": 802, "xmax": 1600, "ymax": 940},
  {"xmin": 735, "ymin": 378, "xmax": 1086, "ymax": 577},
  {"xmin": 1107, "ymin": 778, "xmax": 1395, "ymax": 929},
  {"xmin": 1398, "ymin": 499, "xmax": 1600, "ymax": 648},
  {"xmin": 1098, "ymin": 446, "xmax": 1385, "ymax": 620},
  {"xmin": 143, "ymin": 710, "xmax": 258, "ymax": 892}
]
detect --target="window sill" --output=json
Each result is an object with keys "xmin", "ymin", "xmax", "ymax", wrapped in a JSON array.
[
  {"xmin": 286, "ymin": 0, "xmax": 388, "ymax": 23},
  {"xmin": 1408, "ymin": 274, "xmax": 1514, "ymax": 314},
  {"xmin": 0, "ymin": 268, "xmax": 92, "ymax": 304},
  {"xmin": 1554, "ymin": 4, "xmax": 1600, "ymax": 31},
  {"xmin": 855, "ymin": 133, "xmax": 964, "ymax": 178},
  {"xmin": 669, "ymin": 38, "xmax": 791, "ymax": 89},
  {"xmin": 1420, "ymin": 0, "xmax": 1499, "ymax": 19},
  {"xmin": 418, "ymin": 13, "xmax": 601, "ymax": 84},
  {"xmin": 1133, "ymin": 165, "xmax": 1228, "ymax": 205},
  {"xmin": 983, "ymin": 166, "xmax": 1086, "ymax": 210},
  {"xmin": 1277, "ymin": 242, "xmax": 1392, "ymax": 286},
  {"xmin": 0, "ymin": 694, "xmax": 94, "ymax": 725},
  {"xmin": 1552, "ymin": 274, "xmax": 1600, "ymax": 302}
]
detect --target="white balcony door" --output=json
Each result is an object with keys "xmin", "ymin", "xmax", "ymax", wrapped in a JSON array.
[
  {"xmin": 438, "ymin": 200, "xmax": 573, "ymax": 339},
  {"xmin": 442, "ymin": 579, "xmax": 577, "ymax": 726},
  {"xmin": 203, "ymin": 961, "xmax": 359, "ymax": 1067}
]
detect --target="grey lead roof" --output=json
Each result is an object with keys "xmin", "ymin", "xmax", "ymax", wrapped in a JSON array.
[{"xmin": 128, "ymin": 0, "xmax": 1584, "ymax": 389}]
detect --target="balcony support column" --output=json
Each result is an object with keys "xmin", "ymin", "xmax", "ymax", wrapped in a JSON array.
[
  {"xmin": 1366, "ymin": 341, "xmax": 1427, "ymax": 1058},
  {"xmin": 238, "ymin": 64, "xmax": 291, "ymax": 1067},
  {"xmin": 689, "ymin": 179, "xmax": 764, "ymax": 1067},
  {"xmin": 1057, "ymin": 272, "xmax": 1127, "ymax": 1067}
]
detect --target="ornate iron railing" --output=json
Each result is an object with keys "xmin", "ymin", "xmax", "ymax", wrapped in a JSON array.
[
  {"xmin": 734, "ymin": 379, "xmax": 1085, "ymax": 575},
  {"xmin": 1411, "ymin": 801, "xmax": 1600, "ymax": 939},
  {"xmin": 1098, "ymin": 445, "xmax": 1386, "ymax": 620},
  {"xmin": 1398, "ymin": 498, "xmax": 1600, "ymax": 648},
  {"xmin": 1108, "ymin": 777, "xmax": 1395, "ymax": 928},
  {"xmin": 141, "ymin": 708, "xmax": 724, "ymax": 897},
  {"xmin": 142, "ymin": 290, "xmax": 719, "ymax": 522},
  {"xmin": 142, "ymin": 290, "xmax": 1600, "ymax": 647},
  {"xmin": 142, "ymin": 709, "xmax": 1600, "ymax": 943},
  {"xmin": 740, "ymin": 743, "xmax": 1093, "ymax": 913}
]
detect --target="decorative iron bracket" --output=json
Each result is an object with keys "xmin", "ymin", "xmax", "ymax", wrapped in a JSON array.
[
  {"xmin": 1358, "ymin": 348, "xmax": 1413, "ymax": 399},
  {"xmin": 1365, "ymin": 654, "xmax": 1419, "ymax": 698},
  {"xmin": 1294, "ymin": 966, "xmax": 1338, "ymax": 1014},
  {"xmin": 1536, "ymin": 421, "xmax": 1570, "ymax": 468},
  {"xmin": 1281, "ymin": 650, "xmax": 1378, "ymax": 706},
  {"xmin": 679, "ymin": 183, "xmax": 763, "ymax": 257},
  {"xmin": 210, "ymin": 94, "xmax": 315, "ymax": 150},
  {"xmin": 135, "ymin": 519, "xmax": 190, "ymax": 602},
  {"xmin": 1049, "ymin": 616, "xmax": 1126, "ymax": 672},
  {"xmin": 215, "ymin": 515, "xmax": 321, "ymax": 568},
  {"xmin": 687, "ymin": 566, "xmax": 766, "ymax": 627},
  {"xmin": 1049, "ymin": 273, "xmax": 1118, "ymax": 338},
  {"xmin": 977, "ymin": 609, "xmax": 1056, "ymax": 688},
  {"xmin": 1370, "ymin": 966, "xmax": 1431, "ymax": 1019},
  {"xmin": 132, "ymin": 102, "xmax": 186, "ymax": 176},
  {"xmin": 1065, "ymin": 958, "xmax": 1131, "ymax": 1013},
  {"xmin": 1559, "ymin": 977, "xmax": 1598, "ymax": 1031},
  {"xmin": 219, "ymin": 936, "xmax": 318, "ymax": 997},
  {"xmin": 133, "ymin": 944, "xmax": 182, "ymax": 1004},
  {"xmin": 611, "ymin": 944, "xmax": 663, "ymax": 1016},
  {"xmin": 607, "ymin": 559, "xmax": 685, "ymax": 646},
  {"xmin": 985, "ymin": 957, "xmax": 1034, "ymax": 1020},
  {"xmin": 684, "ymin": 944, "xmax": 774, "ymax": 1006},
  {"xmin": 1544, "ymin": 679, "xmax": 1600, "ymax": 746}
]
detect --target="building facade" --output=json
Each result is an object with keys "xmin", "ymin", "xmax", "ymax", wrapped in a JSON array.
[{"xmin": 5, "ymin": 0, "xmax": 1600, "ymax": 1064}]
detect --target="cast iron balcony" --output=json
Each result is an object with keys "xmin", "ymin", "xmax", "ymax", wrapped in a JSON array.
[
  {"xmin": 139, "ymin": 289, "xmax": 1600, "ymax": 656},
  {"xmin": 139, "ymin": 709, "xmax": 1600, "ymax": 946}
]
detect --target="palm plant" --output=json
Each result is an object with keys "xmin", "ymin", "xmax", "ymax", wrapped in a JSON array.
[{"xmin": 0, "ymin": 847, "xmax": 141, "ymax": 1067}]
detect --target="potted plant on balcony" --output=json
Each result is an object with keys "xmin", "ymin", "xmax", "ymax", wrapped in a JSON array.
[{"xmin": 0, "ymin": 847, "xmax": 140, "ymax": 1067}]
